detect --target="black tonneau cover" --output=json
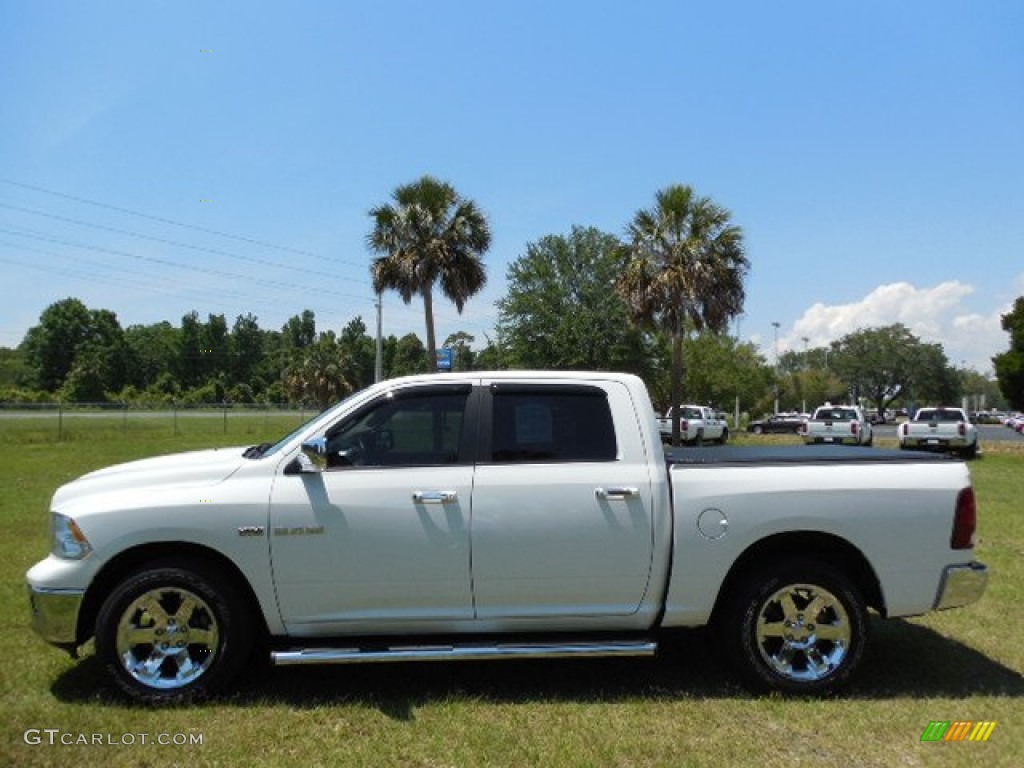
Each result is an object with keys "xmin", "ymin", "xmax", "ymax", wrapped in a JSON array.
[{"xmin": 665, "ymin": 445, "xmax": 956, "ymax": 466}]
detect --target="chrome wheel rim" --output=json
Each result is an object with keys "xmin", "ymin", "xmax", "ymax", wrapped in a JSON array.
[
  {"xmin": 115, "ymin": 587, "xmax": 220, "ymax": 689},
  {"xmin": 754, "ymin": 582, "xmax": 851, "ymax": 682}
]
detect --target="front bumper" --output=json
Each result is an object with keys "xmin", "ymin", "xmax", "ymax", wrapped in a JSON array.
[
  {"xmin": 27, "ymin": 585, "xmax": 84, "ymax": 648},
  {"xmin": 934, "ymin": 562, "xmax": 989, "ymax": 610}
]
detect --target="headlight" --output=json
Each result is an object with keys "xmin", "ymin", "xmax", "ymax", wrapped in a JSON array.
[{"xmin": 52, "ymin": 513, "xmax": 92, "ymax": 560}]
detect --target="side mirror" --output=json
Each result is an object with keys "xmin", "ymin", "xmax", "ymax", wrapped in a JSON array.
[{"xmin": 300, "ymin": 437, "xmax": 328, "ymax": 472}]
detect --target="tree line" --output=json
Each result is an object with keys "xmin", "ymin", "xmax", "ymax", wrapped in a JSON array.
[{"xmin": 1, "ymin": 175, "xmax": 1020, "ymax": 414}]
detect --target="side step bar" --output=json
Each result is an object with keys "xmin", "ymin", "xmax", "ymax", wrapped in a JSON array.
[{"xmin": 271, "ymin": 639, "xmax": 657, "ymax": 666}]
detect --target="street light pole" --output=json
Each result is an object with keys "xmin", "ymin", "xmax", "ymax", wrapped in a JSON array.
[{"xmin": 374, "ymin": 292, "xmax": 383, "ymax": 383}]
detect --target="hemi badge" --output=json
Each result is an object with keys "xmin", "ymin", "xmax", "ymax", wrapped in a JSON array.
[
  {"xmin": 273, "ymin": 526, "xmax": 325, "ymax": 537},
  {"xmin": 237, "ymin": 526, "xmax": 266, "ymax": 537}
]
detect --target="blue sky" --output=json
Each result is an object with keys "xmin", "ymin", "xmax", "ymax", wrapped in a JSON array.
[{"xmin": 1, "ymin": 0, "xmax": 1021, "ymax": 373}]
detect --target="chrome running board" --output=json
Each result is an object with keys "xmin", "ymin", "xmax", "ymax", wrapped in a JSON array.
[{"xmin": 271, "ymin": 639, "xmax": 657, "ymax": 666}]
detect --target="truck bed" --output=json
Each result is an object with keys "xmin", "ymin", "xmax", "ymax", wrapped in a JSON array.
[{"xmin": 665, "ymin": 445, "xmax": 955, "ymax": 466}]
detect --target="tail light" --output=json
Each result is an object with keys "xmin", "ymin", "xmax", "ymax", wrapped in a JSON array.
[
  {"xmin": 900, "ymin": 423, "xmax": 908, "ymax": 437},
  {"xmin": 951, "ymin": 487, "xmax": 977, "ymax": 549},
  {"xmin": 680, "ymin": 419, "xmax": 689, "ymax": 432},
  {"xmin": 958, "ymin": 422, "xmax": 966, "ymax": 437},
  {"xmin": 851, "ymin": 422, "xmax": 859, "ymax": 436}
]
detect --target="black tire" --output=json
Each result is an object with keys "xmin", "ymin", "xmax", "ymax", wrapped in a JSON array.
[
  {"xmin": 717, "ymin": 558, "xmax": 868, "ymax": 696},
  {"xmin": 752, "ymin": 425, "xmax": 764, "ymax": 435},
  {"xmin": 961, "ymin": 443, "xmax": 978, "ymax": 459},
  {"xmin": 95, "ymin": 560, "xmax": 254, "ymax": 704},
  {"xmin": 720, "ymin": 428, "xmax": 729, "ymax": 445},
  {"xmin": 695, "ymin": 430, "xmax": 704, "ymax": 447}
]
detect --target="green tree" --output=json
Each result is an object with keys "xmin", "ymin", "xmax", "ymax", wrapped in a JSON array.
[
  {"xmin": 339, "ymin": 316, "xmax": 376, "ymax": 389},
  {"xmin": 993, "ymin": 296, "xmax": 1024, "ymax": 410},
  {"xmin": 0, "ymin": 346, "xmax": 28, "ymax": 389},
  {"xmin": 368, "ymin": 176, "xmax": 491, "ymax": 371},
  {"xmin": 231, "ymin": 313, "xmax": 265, "ymax": 389},
  {"xmin": 497, "ymin": 226, "xmax": 658, "ymax": 374},
  {"xmin": 179, "ymin": 311, "xmax": 204, "ymax": 388},
  {"xmin": 201, "ymin": 314, "xmax": 230, "ymax": 384},
  {"xmin": 390, "ymin": 333, "xmax": 430, "ymax": 376},
  {"xmin": 617, "ymin": 185, "xmax": 748, "ymax": 445},
  {"xmin": 124, "ymin": 322, "xmax": 180, "ymax": 391},
  {"xmin": 828, "ymin": 324, "xmax": 955, "ymax": 413},
  {"xmin": 22, "ymin": 298, "xmax": 128, "ymax": 396},
  {"xmin": 675, "ymin": 333, "xmax": 772, "ymax": 416},
  {"xmin": 286, "ymin": 331, "xmax": 353, "ymax": 409},
  {"xmin": 283, "ymin": 310, "xmax": 316, "ymax": 351},
  {"xmin": 442, "ymin": 331, "xmax": 476, "ymax": 371}
]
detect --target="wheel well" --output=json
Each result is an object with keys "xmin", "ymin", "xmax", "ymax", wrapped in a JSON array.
[
  {"xmin": 710, "ymin": 531, "xmax": 886, "ymax": 622},
  {"xmin": 76, "ymin": 542, "xmax": 268, "ymax": 647}
]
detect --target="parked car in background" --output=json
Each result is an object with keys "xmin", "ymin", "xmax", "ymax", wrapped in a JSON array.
[
  {"xmin": 800, "ymin": 405, "xmax": 874, "ymax": 447},
  {"xmin": 657, "ymin": 405, "xmax": 729, "ymax": 445},
  {"xmin": 747, "ymin": 413, "xmax": 804, "ymax": 435},
  {"xmin": 899, "ymin": 406, "xmax": 979, "ymax": 459}
]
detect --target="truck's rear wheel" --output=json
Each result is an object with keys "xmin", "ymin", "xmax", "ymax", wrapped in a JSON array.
[
  {"xmin": 95, "ymin": 561, "xmax": 253, "ymax": 704},
  {"xmin": 719, "ymin": 559, "xmax": 867, "ymax": 696}
]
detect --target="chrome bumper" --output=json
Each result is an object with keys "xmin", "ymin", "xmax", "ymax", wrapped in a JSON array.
[
  {"xmin": 934, "ymin": 562, "xmax": 989, "ymax": 610},
  {"xmin": 27, "ymin": 585, "xmax": 84, "ymax": 647}
]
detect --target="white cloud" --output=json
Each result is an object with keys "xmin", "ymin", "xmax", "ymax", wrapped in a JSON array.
[{"xmin": 780, "ymin": 281, "xmax": 1010, "ymax": 374}]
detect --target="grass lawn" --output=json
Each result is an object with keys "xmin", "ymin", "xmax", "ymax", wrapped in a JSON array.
[{"xmin": 1, "ymin": 416, "xmax": 1021, "ymax": 767}]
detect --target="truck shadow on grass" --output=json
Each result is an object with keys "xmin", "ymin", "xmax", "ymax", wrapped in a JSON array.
[{"xmin": 51, "ymin": 619, "xmax": 1024, "ymax": 717}]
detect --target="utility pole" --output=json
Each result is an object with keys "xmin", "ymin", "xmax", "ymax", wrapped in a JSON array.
[
  {"xmin": 772, "ymin": 321, "xmax": 781, "ymax": 415},
  {"xmin": 374, "ymin": 292, "xmax": 383, "ymax": 383}
]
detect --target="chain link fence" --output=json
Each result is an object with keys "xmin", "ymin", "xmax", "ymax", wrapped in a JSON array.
[{"xmin": 0, "ymin": 401, "xmax": 313, "ymax": 441}]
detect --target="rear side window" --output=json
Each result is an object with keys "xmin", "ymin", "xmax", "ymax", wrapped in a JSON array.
[{"xmin": 490, "ymin": 386, "xmax": 617, "ymax": 463}]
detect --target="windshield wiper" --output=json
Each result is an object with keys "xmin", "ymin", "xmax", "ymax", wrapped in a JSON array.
[{"xmin": 243, "ymin": 443, "xmax": 273, "ymax": 459}]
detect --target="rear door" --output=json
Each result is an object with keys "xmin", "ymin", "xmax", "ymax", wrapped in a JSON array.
[{"xmin": 469, "ymin": 379, "xmax": 655, "ymax": 620}]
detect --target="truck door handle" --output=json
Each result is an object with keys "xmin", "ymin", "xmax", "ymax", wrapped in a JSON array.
[
  {"xmin": 595, "ymin": 487, "xmax": 639, "ymax": 500},
  {"xmin": 412, "ymin": 490, "xmax": 458, "ymax": 504}
]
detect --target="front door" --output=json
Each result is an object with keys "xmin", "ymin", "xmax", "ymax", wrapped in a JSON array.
[{"xmin": 269, "ymin": 383, "xmax": 477, "ymax": 634}]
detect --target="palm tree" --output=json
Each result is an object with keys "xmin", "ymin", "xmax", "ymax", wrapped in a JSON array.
[
  {"xmin": 617, "ymin": 184, "xmax": 748, "ymax": 446},
  {"xmin": 367, "ymin": 176, "xmax": 491, "ymax": 371}
]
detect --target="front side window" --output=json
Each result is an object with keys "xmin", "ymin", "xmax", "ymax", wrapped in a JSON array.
[
  {"xmin": 324, "ymin": 388, "xmax": 470, "ymax": 468},
  {"xmin": 490, "ymin": 387, "xmax": 617, "ymax": 463}
]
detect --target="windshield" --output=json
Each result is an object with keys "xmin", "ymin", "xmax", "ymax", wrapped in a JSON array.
[{"xmin": 250, "ymin": 391, "xmax": 363, "ymax": 459}]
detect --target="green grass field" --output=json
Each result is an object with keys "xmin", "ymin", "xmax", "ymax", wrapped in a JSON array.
[{"xmin": 1, "ymin": 416, "xmax": 1021, "ymax": 767}]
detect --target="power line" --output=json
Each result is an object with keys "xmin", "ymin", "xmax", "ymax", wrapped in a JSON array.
[
  {"xmin": 0, "ymin": 177, "xmax": 368, "ymax": 268},
  {"xmin": 0, "ymin": 203, "xmax": 363, "ymax": 282},
  {"xmin": 0, "ymin": 227, "xmax": 375, "ymax": 302}
]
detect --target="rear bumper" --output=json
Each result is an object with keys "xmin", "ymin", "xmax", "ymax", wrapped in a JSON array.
[
  {"xmin": 934, "ymin": 562, "xmax": 988, "ymax": 610},
  {"xmin": 901, "ymin": 435, "xmax": 975, "ymax": 451},
  {"xmin": 27, "ymin": 585, "xmax": 84, "ymax": 648},
  {"xmin": 803, "ymin": 436, "xmax": 859, "ymax": 446}
]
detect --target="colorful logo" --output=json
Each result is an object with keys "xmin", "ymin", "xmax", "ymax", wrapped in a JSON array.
[{"xmin": 921, "ymin": 721, "xmax": 997, "ymax": 742}]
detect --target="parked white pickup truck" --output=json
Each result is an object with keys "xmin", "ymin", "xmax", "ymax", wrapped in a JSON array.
[
  {"xmin": 801, "ymin": 404, "xmax": 874, "ymax": 446},
  {"xmin": 657, "ymin": 404, "xmax": 728, "ymax": 444},
  {"xmin": 900, "ymin": 407, "xmax": 980, "ymax": 459},
  {"xmin": 27, "ymin": 372, "xmax": 987, "ymax": 703}
]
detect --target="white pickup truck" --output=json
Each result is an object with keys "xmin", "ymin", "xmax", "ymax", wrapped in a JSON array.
[
  {"xmin": 900, "ymin": 406, "xmax": 980, "ymax": 459},
  {"xmin": 27, "ymin": 372, "xmax": 987, "ymax": 703},
  {"xmin": 800, "ymin": 404, "xmax": 874, "ymax": 446},
  {"xmin": 657, "ymin": 404, "xmax": 728, "ymax": 445}
]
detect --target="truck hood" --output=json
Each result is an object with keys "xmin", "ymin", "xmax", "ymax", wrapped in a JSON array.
[{"xmin": 52, "ymin": 446, "xmax": 250, "ymax": 511}]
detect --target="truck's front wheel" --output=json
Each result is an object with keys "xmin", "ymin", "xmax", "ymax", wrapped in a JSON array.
[
  {"xmin": 95, "ymin": 561, "xmax": 254, "ymax": 704},
  {"xmin": 720, "ymin": 559, "xmax": 867, "ymax": 696}
]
